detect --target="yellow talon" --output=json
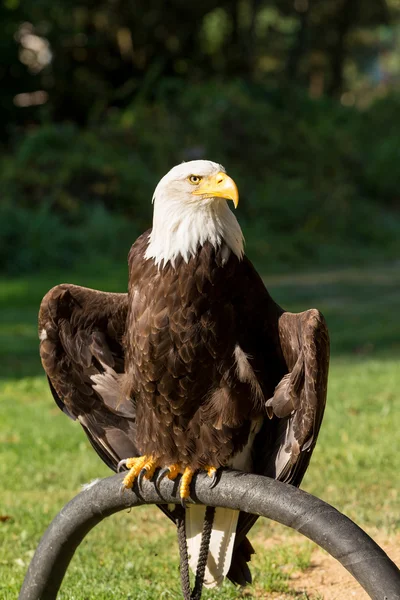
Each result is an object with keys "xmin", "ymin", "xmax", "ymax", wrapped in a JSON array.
[
  {"xmin": 167, "ymin": 463, "xmax": 181, "ymax": 480},
  {"xmin": 206, "ymin": 466, "xmax": 217, "ymax": 478},
  {"xmin": 180, "ymin": 466, "xmax": 194, "ymax": 500},
  {"xmin": 142, "ymin": 458, "xmax": 157, "ymax": 480},
  {"xmin": 178, "ymin": 465, "xmax": 218, "ymax": 500},
  {"xmin": 122, "ymin": 455, "xmax": 157, "ymax": 489},
  {"xmin": 122, "ymin": 460, "xmax": 218, "ymax": 497},
  {"xmin": 125, "ymin": 456, "xmax": 145, "ymax": 470}
]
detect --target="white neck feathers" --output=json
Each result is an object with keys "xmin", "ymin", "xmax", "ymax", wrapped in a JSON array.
[{"xmin": 144, "ymin": 195, "xmax": 244, "ymax": 268}]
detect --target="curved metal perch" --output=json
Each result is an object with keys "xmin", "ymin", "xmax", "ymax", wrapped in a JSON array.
[{"xmin": 19, "ymin": 470, "xmax": 400, "ymax": 600}]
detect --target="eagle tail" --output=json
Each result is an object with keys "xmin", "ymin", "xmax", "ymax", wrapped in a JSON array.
[{"xmin": 185, "ymin": 504, "xmax": 239, "ymax": 588}]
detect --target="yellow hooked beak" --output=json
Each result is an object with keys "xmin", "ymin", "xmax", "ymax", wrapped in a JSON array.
[{"xmin": 192, "ymin": 172, "xmax": 239, "ymax": 208}]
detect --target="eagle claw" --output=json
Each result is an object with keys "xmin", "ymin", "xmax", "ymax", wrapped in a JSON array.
[
  {"xmin": 209, "ymin": 471, "xmax": 218, "ymax": 488},
  {"xmin": 137, "ymin": 467, "xmax": 147, "ymax": 490},
  {"xmin": 117, "ymin": 459, "xmax": 128, "ymax": 472},
  {"xmin": 156, "ymin": 467, "xmax": 170, "ymax": 488}
]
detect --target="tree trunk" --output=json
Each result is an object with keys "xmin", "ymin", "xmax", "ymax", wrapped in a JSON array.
[
  {"xmin": 328, "ymin": 0, "xmax": 359, "ymax": 97},
  {"xmin": 286, "ymin": 2, "xmax": 310, "ymax": 83}
]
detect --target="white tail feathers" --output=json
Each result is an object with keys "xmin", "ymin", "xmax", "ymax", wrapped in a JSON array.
[{"xmin": 185, "ymin": 505, "xmax": 239, "ymax": 588}]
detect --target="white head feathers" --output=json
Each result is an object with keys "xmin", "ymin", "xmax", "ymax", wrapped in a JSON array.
[{"xmin": 144, "ymin": 160, "xmax": 244, "ymax": 268}]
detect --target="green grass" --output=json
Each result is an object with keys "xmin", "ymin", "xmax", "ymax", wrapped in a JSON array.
[{"xmin": 1, "ymin": 264, "xmax": 399, "ymax": 598}]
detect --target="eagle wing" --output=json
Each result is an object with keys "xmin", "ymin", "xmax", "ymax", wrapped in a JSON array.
[
  {"xmin": 38, "ymin": 284, "xmax": 138, "ymax": 470},
  {"xmin": 261, "ymin": 308, "xmax": 330, "ymax": 483},
  {"xmin": 229, "ymin": 301, "xmax": 329, "ymax": 584}
]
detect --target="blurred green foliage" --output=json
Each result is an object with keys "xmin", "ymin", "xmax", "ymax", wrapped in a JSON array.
[
  {"xmin": 1, "ymin": 82, "xmax": 399, "ymax": 274},
  {"xmin": 1, "ymin": 0, "xmax": 393, "ymax": 134},
  {"xmin": 1, "ymin": 0, "xmax": 400, "ymax": 275}
]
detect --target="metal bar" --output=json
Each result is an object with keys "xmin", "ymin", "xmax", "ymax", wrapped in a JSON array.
[{"xmin": 19, "ymin": 470, "xmax": 400, "ymax": 600}]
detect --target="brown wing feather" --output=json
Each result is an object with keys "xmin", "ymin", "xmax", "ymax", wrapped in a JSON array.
[
  {"xmin": 38, "ymin": 284, "xmax": 138, "ymax": 471},
  {"xmin": 264, "ymin": 308, "xmax": 330, "ymax": 482},
  {"xmin": 229, "ymin": 306, "xmax": 329, "ymax": 583}
]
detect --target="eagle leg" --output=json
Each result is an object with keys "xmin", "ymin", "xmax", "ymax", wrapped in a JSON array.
[{"xmin": 120, "ymin": 455, "xmax": 158, "ymax": 490}]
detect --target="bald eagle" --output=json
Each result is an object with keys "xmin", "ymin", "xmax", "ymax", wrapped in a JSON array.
[{"xmin": 39, "ymin": 160, "xmax": 329, "ymax": 589}]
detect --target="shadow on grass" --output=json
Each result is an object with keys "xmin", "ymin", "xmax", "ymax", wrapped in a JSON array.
[{"xmin": 1, "ymin": 262, "xmax": 399, "ymax": 380}]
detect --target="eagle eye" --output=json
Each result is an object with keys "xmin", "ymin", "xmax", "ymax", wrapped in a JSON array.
[{"xmin": 188, "ymin": 175, "xmax": 202, "ymax": 185}]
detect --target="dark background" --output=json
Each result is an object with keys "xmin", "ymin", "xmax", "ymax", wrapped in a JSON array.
[{"xmin": 1, "ymin": 0, "xmax": 400, "ymax": 274}]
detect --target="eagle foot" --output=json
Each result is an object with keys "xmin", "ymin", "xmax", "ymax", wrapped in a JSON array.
[
  {"xmin": 180, "ymin": 465, "xmax": 219, "ymax": 506},
  {"xmin": 119, "ymin": 455, "xmax": 158, "ymax": 490},
  {"xmin": 156, "ymin": 464, "xmax": 219, "ymax": 504},
  {"xmin": 120, "ymin": 458, "xmax": 219, "ymax": 500}
]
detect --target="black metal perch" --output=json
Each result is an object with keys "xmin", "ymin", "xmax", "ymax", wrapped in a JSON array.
[{"xmin": 19, "ymin": 470, "xmax": 400, "ymax": 600}]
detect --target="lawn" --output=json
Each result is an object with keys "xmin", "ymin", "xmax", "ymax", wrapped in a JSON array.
[{"xmin": 1, "ymin": 263, "xmax": 399, "ymax": 599}]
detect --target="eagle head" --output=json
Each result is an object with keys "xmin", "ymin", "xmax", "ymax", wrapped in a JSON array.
[{"xmin": 145, "ymin": 160, "xmax": 244, "ymax": 267}]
